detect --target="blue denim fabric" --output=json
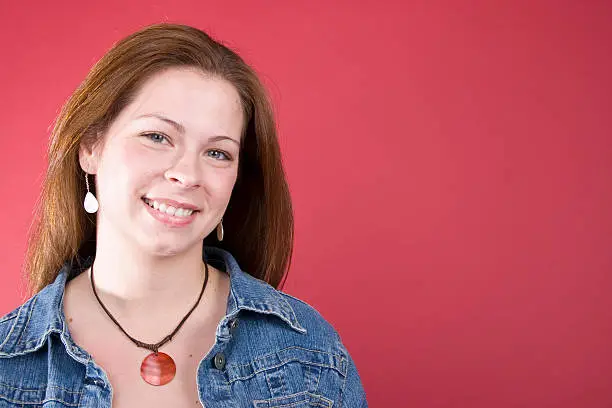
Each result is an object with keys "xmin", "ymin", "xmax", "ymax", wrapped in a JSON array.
[{"xmin": 0, "ymin": 246, "xmax": 367, "ymax": 407}]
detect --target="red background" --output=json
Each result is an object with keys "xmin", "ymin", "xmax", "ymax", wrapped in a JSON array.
[{"xmin": 1, "ymin": 1, "xmax": 611, "ymax": 407}]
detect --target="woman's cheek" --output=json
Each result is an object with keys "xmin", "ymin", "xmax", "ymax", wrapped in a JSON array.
[
  {"xmin": 121, "ymin": 141, "xmax": 163, "ymax": 172},
  {"xmin": 213, "ymin": 170, "xmax": 238, "ymax": 205}
]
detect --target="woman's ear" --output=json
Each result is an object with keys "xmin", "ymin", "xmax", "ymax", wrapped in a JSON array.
[{"xmin": 78, "ymin": 135, "xmax": 101, "ymax": 174}]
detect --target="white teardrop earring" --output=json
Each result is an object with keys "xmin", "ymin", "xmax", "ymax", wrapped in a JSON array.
[
  {"xmin": 83, "ymin": 172, "xmax": 99, "ymax": 214},
  {"xmin": 216, "ymin": 218, "xmax": 224, "ymax": 241}
]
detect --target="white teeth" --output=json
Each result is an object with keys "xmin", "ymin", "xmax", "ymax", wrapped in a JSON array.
[{"xmin": 143, "ymin": 198, "xmax": 195, "ymax": 217}]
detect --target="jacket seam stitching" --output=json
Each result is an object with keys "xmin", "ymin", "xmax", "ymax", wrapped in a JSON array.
[
  {"xmin": 275, "ymin": 295, "xmax": 306, "ymax": 332},
  {"xmin": 228, "ymin": 358, "xmax": 342, "ymax": 384},
  {"xmin": 229, "ymin": 346, "xmax": 341, "ymax": 369},
  {"xmin": 234, "ymin": 305, "xmax": 306, "ymax": 334},
  {"xmin": 0, "ymin": 303, "xmax": 25, "ymax": 351},
  {"xmin": 14, "ymin": 296, "xmax": 37, "ymax": 348},
  {"xmin": 337, "ymin": 342, "xmax": 349, "ymax": 408},
  {"xmin": 253, "ymin": 391, "xmax": 333, "ymax": 406},
  {"xmin": 0, "ymin": 396, "xmax": 80, "ymax": 407},
  {"xmin": 0, "ymin": 313, "xmax": 18, "ymax": 324},
  {"xmin": 0, "ymin": 381, "xmax": 83, "ymax": 394}
]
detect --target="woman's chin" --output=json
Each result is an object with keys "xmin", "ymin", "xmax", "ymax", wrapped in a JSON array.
[{"xmin": 137, "ymin": 238, "xmax": 194, "ymax": 258}]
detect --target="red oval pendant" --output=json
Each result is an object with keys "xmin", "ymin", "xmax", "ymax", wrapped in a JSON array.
[{"xmin": 140, "ymin": 352, "xmax": 176, "ymax": 386}]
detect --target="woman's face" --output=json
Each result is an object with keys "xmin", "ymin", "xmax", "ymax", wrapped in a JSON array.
[{"xmin": 80, "ymin": 67, "xmax": 244, "ymax": 257}]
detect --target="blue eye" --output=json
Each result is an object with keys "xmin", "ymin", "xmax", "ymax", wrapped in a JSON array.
[
  {"xmin": 144, "ymin": 132, "xmax": 169, "ymax": 144},
  {"xmin": 208, "ymin": 150, "xmax": 231, "ymax": 161}
]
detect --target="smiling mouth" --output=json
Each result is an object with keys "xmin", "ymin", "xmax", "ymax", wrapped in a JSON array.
[{"xmin": 141, "ymin": 197, "xmax": 200, "ymax": 218}]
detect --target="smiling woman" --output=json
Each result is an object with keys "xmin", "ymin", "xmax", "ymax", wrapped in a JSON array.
[{"xmin": 0, "ymin": 23, "xmax": 367, "ymax": 407}]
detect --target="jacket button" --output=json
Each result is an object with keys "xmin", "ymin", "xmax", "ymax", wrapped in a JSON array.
[{"xmin": 213, "ymin": 353, "xmax": 226, "ymax": 370}]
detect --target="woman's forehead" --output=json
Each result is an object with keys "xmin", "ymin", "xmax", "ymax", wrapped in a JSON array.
[{"xmin": 110, "ymin": 67, "xmax": 244, "ymax": 140}]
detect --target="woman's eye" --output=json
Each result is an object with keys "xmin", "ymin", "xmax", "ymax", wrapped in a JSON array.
[
  {"xmin": 207, "ymin": 149, "xmax": 231, "ymax": 161},
  {"xmin": 144, "ymin": 132, "xmax": 169, "ymax": 144}
]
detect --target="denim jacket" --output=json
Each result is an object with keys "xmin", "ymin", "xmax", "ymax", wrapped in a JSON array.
[{"xmin": 0, "ymin": 246, "xmax": 367, "ymax": 407}]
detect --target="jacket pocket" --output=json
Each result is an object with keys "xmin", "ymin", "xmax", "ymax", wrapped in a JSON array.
[
  {"xmin": 225, "ymin": 346, "xmax": 345, "ymax": 407},
  {"xmin": 0, "ymin": 381, "xmax": 82, "ymax": 407},
  {"xmin": 253, "ymin": 390, "xmax": 334, "ymax": 407}
]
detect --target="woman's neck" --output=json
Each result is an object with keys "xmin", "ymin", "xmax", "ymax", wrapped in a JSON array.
[{"xmin": 88, "ymin": 230, "xmax": 209, "ymax": 324}]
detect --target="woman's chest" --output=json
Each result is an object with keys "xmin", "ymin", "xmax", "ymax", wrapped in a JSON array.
[
  {"xmin": 62, "ymin": 277, "xmax": 226, "ymax": 407},
  {"xmin": 60, "ymin": 265, "xmax": 231, "ymax": 406},
  {"xmin": 82, "ymin": 334, "xmax": 214, "ymax": 408}
]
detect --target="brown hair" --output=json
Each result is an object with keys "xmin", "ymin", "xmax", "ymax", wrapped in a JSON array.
[{"xmin": 23, "ymin": 23, "xmax": 294, "ymax": 296}]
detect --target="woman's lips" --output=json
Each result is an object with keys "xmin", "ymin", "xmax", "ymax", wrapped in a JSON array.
[
  {"xmin": 142, "ymin": 196, "xmax": 200, "ymax": 211},
  {"xmin": 141, "ymin": 197, "xmax": 197, "ymax": 227}
]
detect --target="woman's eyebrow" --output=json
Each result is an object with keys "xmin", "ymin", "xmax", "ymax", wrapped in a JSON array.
[
  {"xmin": 134, "ymin": 113, "xmax": 240, "ymax": 146},
  {"xmin": 135, "ymin": 113, "xmax": 186, "ymax": 133},
  {"xmin": 208, "ymin": 135, "xmax": 241, "ymax": 146}
]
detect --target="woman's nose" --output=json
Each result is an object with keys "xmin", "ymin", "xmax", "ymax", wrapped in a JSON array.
[{"xmin": 164, "ymin": 154, "xmax": 201, "ymax": 188}]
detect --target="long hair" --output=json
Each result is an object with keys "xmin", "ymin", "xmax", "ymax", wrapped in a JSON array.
[{"xmin": 23, "ymin": 23, "xmax": 294, "ymax": 296}]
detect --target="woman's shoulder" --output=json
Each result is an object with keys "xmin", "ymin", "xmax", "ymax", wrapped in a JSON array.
[
  {"xmin": 227, "ymin": 285, "xmax": 368, "ymax": 406},
  {"xmin": 244, "ymin": 283, "xmax": 354, "ymax": 359},
  {"xmin": 0, "ymin": 302, "xmax": 22, "ymax": 323},
  {"xmin": 0, "ymin": 302, "xmax": 22, "ymax": 344},
  {"xmin": 272, "ymin": 289, "xmax": 360, "ymax": 364},
  {"xmin": 0, "ymin": 296, "xmax": 32, "ymax": 342},
  {"xmin": 0, "ymin": 294, "xmax": 41, "ymax": 358},
  {"xmin": 276, "ymin": 290, "xmax": 342, "ymax": 340},
  {"xmin": 0, "ymin": 271, "xmax": 67, "ymax": 358}
]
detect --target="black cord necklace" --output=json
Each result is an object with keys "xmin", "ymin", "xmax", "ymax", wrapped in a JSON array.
[{"xmin": 89, "ymin": 259, "xmax": 209, "ymax": 386}]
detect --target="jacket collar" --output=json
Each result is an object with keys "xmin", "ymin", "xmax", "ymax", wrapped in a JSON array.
[{"xmin": 0, "ymin": 246, "xmax": 305, "ymax": 357}]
